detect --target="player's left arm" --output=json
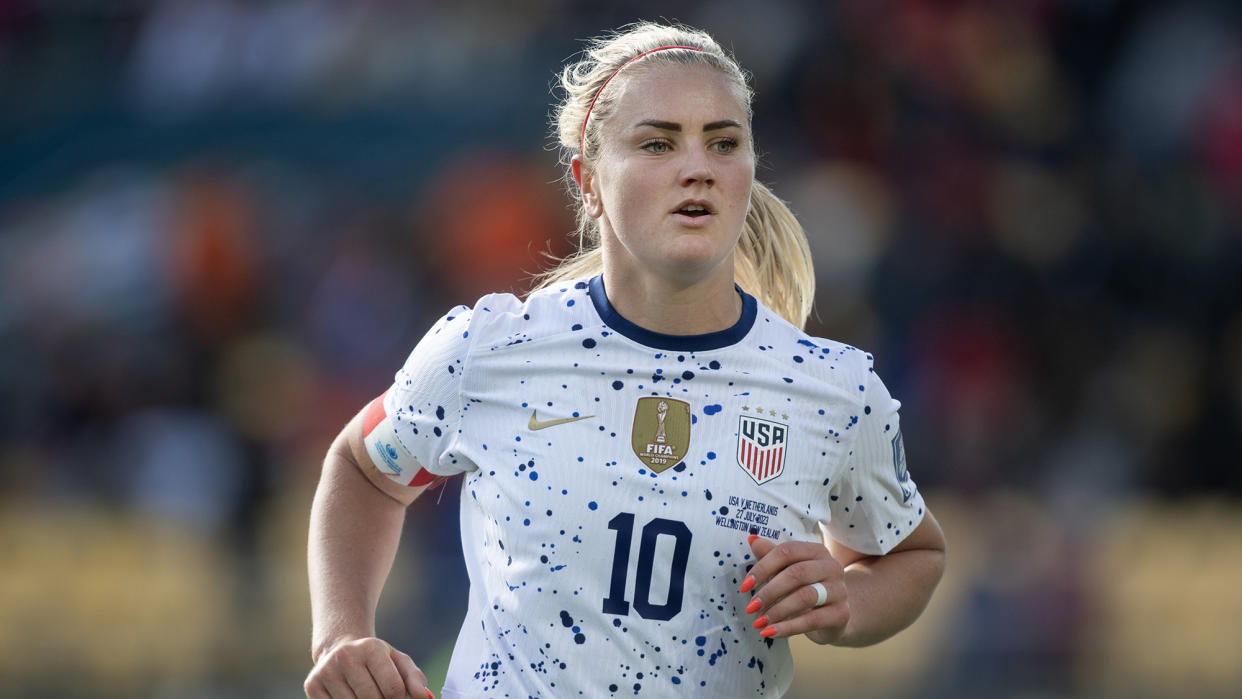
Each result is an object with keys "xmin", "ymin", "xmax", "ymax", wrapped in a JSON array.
[
  {"xmin": 743, "ymin": 508, "xmax": 945, "ymax": 647},
  {"xmin": 819, "ymin": 508, "xmax": 945, "ymax": 646}
]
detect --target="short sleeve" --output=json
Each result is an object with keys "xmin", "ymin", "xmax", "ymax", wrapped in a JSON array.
[
  {"xmin": 823, "ymin": 363, "xmax": 925, "ymax": 555},
  {"xmin": 363, "ymin": 305, "xmax": 478, "ymax": 483}
]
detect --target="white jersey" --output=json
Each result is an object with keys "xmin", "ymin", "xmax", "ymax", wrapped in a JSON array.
[{"xmin": 362, "ymin": 276, "xmax": 925, "ymax": 698}]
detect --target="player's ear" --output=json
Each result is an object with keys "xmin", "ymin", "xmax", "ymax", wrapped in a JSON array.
[{"xmin": 572, "ymin": 156, "xmax": 603, "ymax": 219}]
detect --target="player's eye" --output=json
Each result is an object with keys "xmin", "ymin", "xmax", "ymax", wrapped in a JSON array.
[
  {"xmin": 712, "ymin": 138, "xmax": 739, "ymax": 154},
  {"xmin": 641, "ymin": 140, "xmax": 670, "ymax": 154}
]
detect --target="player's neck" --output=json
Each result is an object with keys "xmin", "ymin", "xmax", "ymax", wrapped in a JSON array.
[{"xmin": 600, "ymin": 263, "xmax": 742, "ymax": 336}]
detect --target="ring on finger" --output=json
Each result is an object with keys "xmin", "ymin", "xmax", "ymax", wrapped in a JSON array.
[{"xmin": 810, "ymin": 581, "xmax": 829, "ymax": 607}]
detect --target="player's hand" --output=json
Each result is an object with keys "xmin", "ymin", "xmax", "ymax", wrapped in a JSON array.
[
  {"xmin": 739, "ymin": 534, "xmax": 850, "ymax": 644},
  {"xmin": 304, "ymin": 636, "xmax": 434, "ymax": 699}
]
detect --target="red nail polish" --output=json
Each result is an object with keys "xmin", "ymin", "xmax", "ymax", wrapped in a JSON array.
[
  {"xmin": 426, "ymin": 690, "xmax": 435, "ymax": 699},
  {"xmin": 739, "ymin": 575, "xmax": 755, "ymax": 593},
  {"xmin": 760, "ymin": 626, "xmax": 778, "ymax": 638},
  {"xmin": 752, "ymin": 614, "xmax": 768, "ymax": 629},
  {"xmin": 747, "ymin": 533, "xmax": 758, "ymax": 545},
  {"xmin": 745, "ymin": 598, "xmax": 761, "ymax": 615}
]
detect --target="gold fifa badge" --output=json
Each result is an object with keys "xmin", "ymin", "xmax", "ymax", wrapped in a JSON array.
[{"xmin": 630, "ymin": 397, "xmax": 691, "ymax": 473}]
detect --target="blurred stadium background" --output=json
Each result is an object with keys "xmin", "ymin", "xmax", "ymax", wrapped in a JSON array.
[{"xmin": 2, "ymin": 1, "xmax": 1241, "ymax": 697}]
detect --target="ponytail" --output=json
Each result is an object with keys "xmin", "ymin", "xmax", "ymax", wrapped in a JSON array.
[{"xmin": 735, "ymin": 181, "xmax": 815, "ymax": 329}]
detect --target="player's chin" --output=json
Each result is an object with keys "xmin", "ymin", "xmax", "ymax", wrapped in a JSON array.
[
  {"xmin": 661, "ymin": 236, "xmax": 732, "ymax": 267},
  {"xmin": 658, "ymin": 254, "xmax": 729, "ymax": 284}
]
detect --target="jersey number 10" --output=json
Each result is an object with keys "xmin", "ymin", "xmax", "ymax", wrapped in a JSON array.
[{"xmin": 602, "ymin": 513, "xmax": 692, "ymax": 621}]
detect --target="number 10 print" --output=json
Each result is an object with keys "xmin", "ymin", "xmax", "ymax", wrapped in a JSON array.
[{"xmin": 602, "ymin": 513, "xmax": 693, "ymax": 621}]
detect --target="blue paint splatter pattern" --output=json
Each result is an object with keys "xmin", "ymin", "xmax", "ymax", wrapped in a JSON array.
[{"xmin": 374, "ymin": 277, "xmax": 925, "ymax": 697}]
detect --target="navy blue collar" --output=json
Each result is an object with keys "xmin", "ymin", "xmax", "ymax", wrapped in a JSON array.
[{"xmin": 588, "ymin": 275, "xmax": 756, "ymax": 351}]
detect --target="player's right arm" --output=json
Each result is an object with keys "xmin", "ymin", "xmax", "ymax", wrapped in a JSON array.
[{"xmin": 304, "ymin": 398, "xmax": 436, "ymax": 699}]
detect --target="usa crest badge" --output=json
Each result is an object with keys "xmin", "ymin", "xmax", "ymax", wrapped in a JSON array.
[{"xmin": 737, "ymin": 411, "xmax": 788, "ymax": 485}]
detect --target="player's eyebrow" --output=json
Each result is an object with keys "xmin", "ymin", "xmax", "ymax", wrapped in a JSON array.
[
  {"xmin": 633, "ymin": 119, "xmax": 743, "ymax": 132},
  {"xmin": 635, "ymin": 119, "xmax": 681, "ymax": 131}
]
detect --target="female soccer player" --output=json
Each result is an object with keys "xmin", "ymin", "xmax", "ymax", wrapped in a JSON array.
[{"xmin": 305, "ymin": 22, "xmax": 946, "ymax": 699}]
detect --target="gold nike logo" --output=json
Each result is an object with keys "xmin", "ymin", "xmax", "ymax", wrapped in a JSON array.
[{"xmin": 528, "ymin": 410, "xmax": 594, "ymax": 431}]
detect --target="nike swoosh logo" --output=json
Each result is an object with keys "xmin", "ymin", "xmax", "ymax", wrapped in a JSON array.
[{"xmin": 528, "ymin": 410, "xmax": 594, "ymax": 431}]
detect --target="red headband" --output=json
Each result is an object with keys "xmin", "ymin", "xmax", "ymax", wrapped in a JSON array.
[{"xmin": 579, "ymin": 45, "xmax": 706, "ymax": 156}]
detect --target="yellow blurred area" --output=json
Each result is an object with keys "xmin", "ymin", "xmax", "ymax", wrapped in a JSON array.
[
  {"xmin": 0, "ymin": 491, "xmax": 314, "ymax": 697},
  {"xmin": 1082, "ymin": 500, "xmax": 1242, "ymax": 695},
  {"xmin": 786, "ymin": 494, "xmax": 1242, "ymax": 698},
  {"xmin": 0, "ymin": 503, "xmax": 227, "ymax": 694},
  {"xmin": 3, "ymin": 492, "xmax": 1241, "ymax": 697}
]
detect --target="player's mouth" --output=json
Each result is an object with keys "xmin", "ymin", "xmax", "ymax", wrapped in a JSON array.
[{"xmin": 671, "ymin": 200, "xmax": 715, "ymax": 226}]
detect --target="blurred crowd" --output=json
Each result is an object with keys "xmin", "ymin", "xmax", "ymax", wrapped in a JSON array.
[{"xmin": 2, "ymin": 1, "xmax": 1240, "ymax": 697}]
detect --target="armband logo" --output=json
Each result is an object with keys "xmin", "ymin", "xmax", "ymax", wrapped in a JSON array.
[
  {"xmin": 362, "ymin": 392, "xmax": 420, "ymax": 482},
  {"xmin": 378, "ymin": 442, "xmax": 402, "ymax": 475}
]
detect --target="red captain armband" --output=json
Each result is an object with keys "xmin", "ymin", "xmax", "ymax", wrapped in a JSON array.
[{"xmin": 361, "ymin": 389, "xmax": 440, "ymax": 487}]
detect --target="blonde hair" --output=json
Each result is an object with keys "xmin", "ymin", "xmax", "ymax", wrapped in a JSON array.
[{"xmin": 539, "ymin": 21, "xmax": 815, "ymax": 329}]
